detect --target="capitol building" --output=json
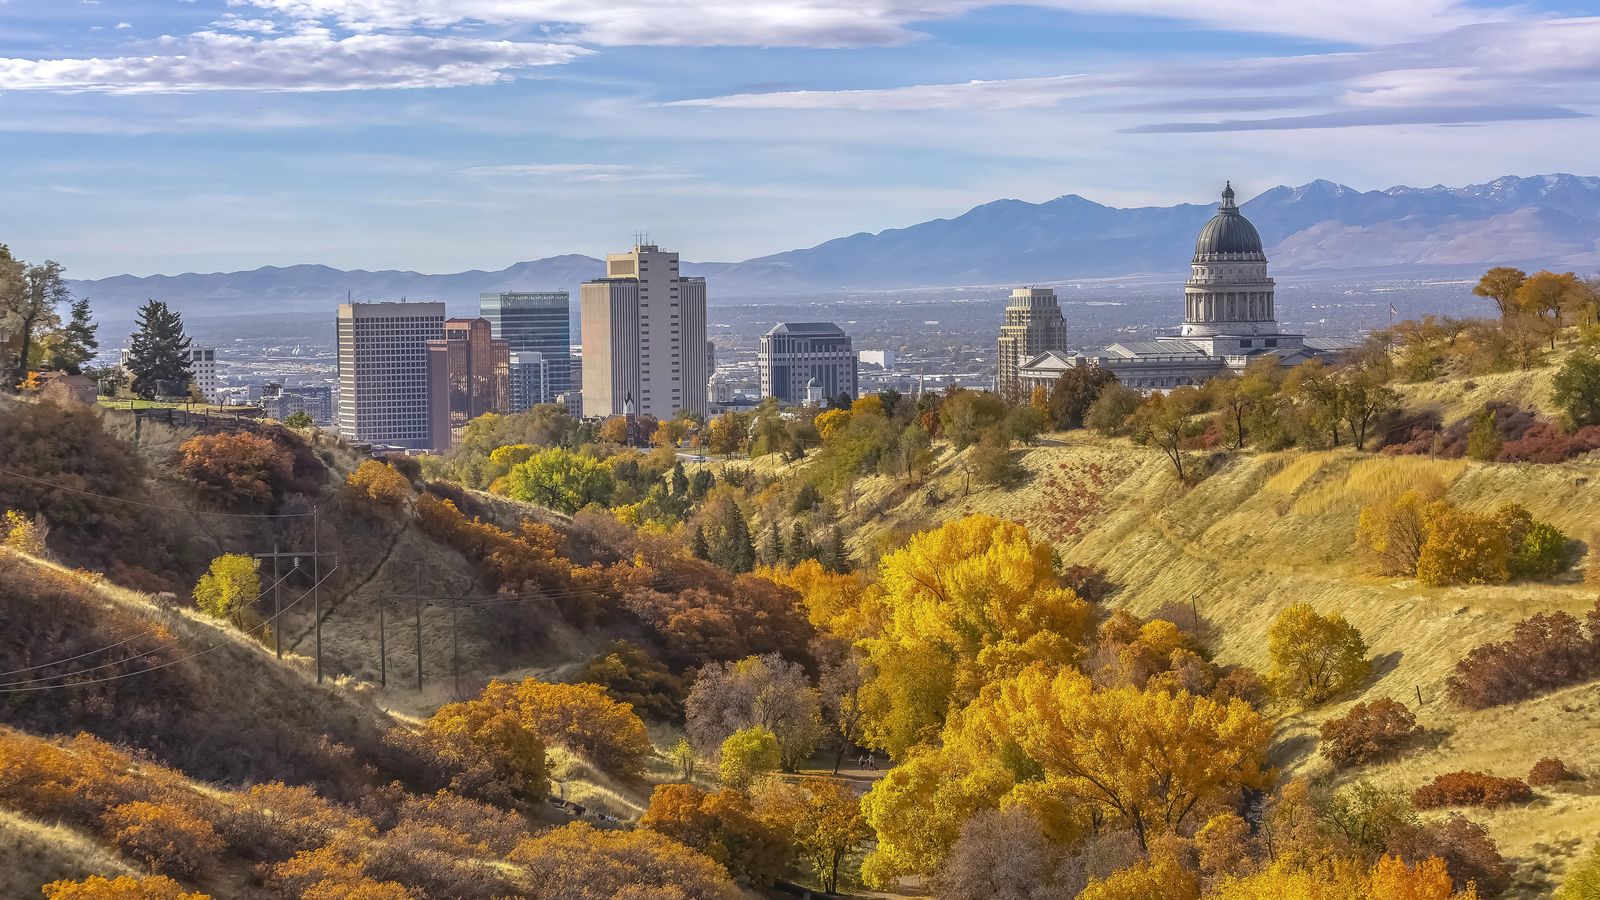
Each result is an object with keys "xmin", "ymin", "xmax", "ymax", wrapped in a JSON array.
[{"xmin": 1015, "ymin": 183, "xmax": 1355, "ymax": 393}]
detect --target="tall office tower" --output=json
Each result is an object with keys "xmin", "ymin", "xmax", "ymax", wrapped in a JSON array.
[
  {"xmin": 996, "ymin": 286, "xmax": 1068, "ymax": 400},
  {"xmin": 758, "ymin": 322, "xmax": 857, "ymax": 404},
  {"xmin": 508, "ymin": 351, "xmax": 549, "ymax": 413},
  {"xmin": 425, "ymin": 317, "xmax": 510, "ymax": 450},
  {"xmin": 336, "ymin": 301, "xmax": 446, "ymax": 449},
  {"xmin": 579, "ymin": 243, "xmax": 708, "ymax": 419},
  {"xmin": 187, "ymin": 346, "xmax": 219, "ymax": 402},
  {"xmin": 479, "ymin": 291, "xmax": 571, "ymax": 404}
]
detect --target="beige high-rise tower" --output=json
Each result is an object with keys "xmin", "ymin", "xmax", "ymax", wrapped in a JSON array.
[
  {"xmin": 996, "ymin": 286, "xmax": 1068, "ymax": 400},
  {"xmin": 580, "ymin": 243, "xmax": 708, "ymax": 420}
]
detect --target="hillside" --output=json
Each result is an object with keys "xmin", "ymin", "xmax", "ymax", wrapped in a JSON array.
[{"xmin": 833, "ymin": 363, "xmax": 1600, "ymax": 895}]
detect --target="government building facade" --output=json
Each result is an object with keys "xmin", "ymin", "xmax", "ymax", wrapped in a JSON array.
[{"xmin": 1016, "ymin": 183, "xmax": 1355, "ymax": 393}]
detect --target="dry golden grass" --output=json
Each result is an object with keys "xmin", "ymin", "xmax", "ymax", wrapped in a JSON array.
[
  {"xmin": 0, "ymin": 810, "xmax": 138, "ymax": 898},
  {"xmin": 839, "ymin": 376, "xmax": 1600, "ymax": 895}
]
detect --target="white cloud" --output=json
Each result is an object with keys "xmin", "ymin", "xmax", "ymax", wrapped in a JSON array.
[
  {"xmin": 669, "ymin": 17, "xmax": 1600, "ymax": 133},
  {"xmin": 462, "ymin": 163, "xmax": 688, "ymax": 182},
  {"xmin": 0, "ymin": 31, "xmax": 589, "ymax": 93},
  {"xmin": 238, "ymin": 0, "xmax": 1510, "ymax": 47},
  {"xmin": 114, "ymin": 21, "xmax": 132, "ymax": 29}
]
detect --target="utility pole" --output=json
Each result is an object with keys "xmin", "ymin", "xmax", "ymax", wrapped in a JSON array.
[
  {"xmin": 452, "ymin": 600, "xmax": 461, "ymax": 699},
  {"xmin": 415, "ymin": 598, "xmax": 424, "ymax": 692},
  {"xmin": 272, "ymin": 545, "xmax": 281, "ymax": 659},
  {"xmin": 251, "ymin": 532, "xmax": 336, "ymax": 682},
  {"xmin": 312, "ymin": 505, "xmax": 322, "ymax": 684},
  {"xmin": 378, "ymin": 604, "xmax": 386, "ymax": 688}
]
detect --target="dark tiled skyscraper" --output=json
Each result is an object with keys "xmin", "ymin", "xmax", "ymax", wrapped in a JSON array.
[
  {"xmin": 479, "ymin": 292, "xmax": 571, "ymax": 404},
  {"xmin": 425, "ymin": 317, "xmax": 510, "ymax": 450}
]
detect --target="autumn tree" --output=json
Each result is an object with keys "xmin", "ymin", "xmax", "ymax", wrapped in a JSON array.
[
  {"xmin": 719, "ymin": 726, "xmax": 782, "ymax": 789},
  {"xmin": 1086, "ymin": 383, "xmax": 1142, "ymax": 436},
  {"xmin": 707, "ymin": 411, "xmax": 748, "ymax": 457},
  {"xmin": 990, "ymin": 664, "xmax": 1272, "ymax": 850},
  {"xmin": 1473, "ymin": 266, "xmax": 1527, "ymax": 318},
  {"xmin": 1337, "ymin": 364, "xmax": 1398, "ymax": 451},
  {"xmin": 641, "ymin": 783, "xmax": 792, "ymax": 884},
  {"xmin": 1128, "ymin": 386, "xmax": 1204, "ymax": 481},
  {"xmin": 178, "ymin": 431, "xmax": 294, "ymax": 509},
  {"xmin": 1, "ymin": 253, "xmax": 68, "ymax": 392},
  {"xmin": 1283, "ymin": 359, "xmax": 1345, "ymax": 448},
  {"xmin": 753, "ymin": 776, "xmax": 872, "ymax": 893},
  {"xmin": 934, "ymin": 807, "xmax": 1065, "ymax": 900},
  {"xmin": 193, "ymin": 553, "xmax": 261, "ymax": 629},
  {"xmin": 1515, "ymin": 269, "xmax": 1589, "ymax": 349},
  {"xmin": 461, "ymin": 679, "xmax": 654, "ymax": 777},
  {"xmin": 422, "ymin": 692, "xmax": 551, "ymax": 807},
  {"xmin": 2, "ymin": 508, "xmax": 46, "ymax": 554},
  {"xmin": 125, "ymin": 299, "xmax": 192, "ymax": 398},
  {"xmin": 1267, "ymin": 603, "xmax": 1370, "ymax": 706},
  {"xmin": 501, "ymin": 448, "xmax": 614, "ymax": 513},
  {"xmin": 1357, "ymin": 490, "xmax": 1436, "ymax": 576},
  {"xmin": 46, "ymin": 297, "xmax": 100, "ymax": 375},
  {"xmin": 1416, "ymin": 504, "xmax": 1510, "ymax": 587},
  {"xmin": 1079, "ymin": 853, "xmax": 1200, "ymax": 900},
  {"xmin": 42, "ymin": 876, "xmax": 211, "ymax": 900},
  {"xmin": 508, "ymin": 823, "xmax": 740, "ymax": 900},
  {"xmin": 1047, "ymin": 368, "xmax": 1118, "ymax": 430},
  {"xmin": 686, "ymin": 653, "xmax": 826, "ymax": 771},
  {"xmin": 1208, "ymin": 360, "xmax": 1279, "ymax": 449},
  {"xmin": 859, "ymin": 514, "xmax": 1091, "ymax": 757},
  {"xmin": 346, "ymin": 459, "xmax": 411, "ymax": 509}
]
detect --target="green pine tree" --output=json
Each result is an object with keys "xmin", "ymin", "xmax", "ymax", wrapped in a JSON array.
[
  {"xmin": 670, "ymin": 461, "xmax": 689, "ymax": 496},
  {"xmin": 687, "ymin": 468, "xmax": 715, "ymax": 502},
  {"xmin": 726, "ymin": 506, "xmax": 756, "ymax": 573},
  {"xmin": 820, "ymin": 527, "xmax": 849, "ymax": 573},
  {"xmin": 689, "ymin": 525, "xmax": 710, "ymax": 561},
  {"xmin": 46, "ymin": 297, "xmax": 99, "ymax": 375},
  {"xmin": 759, "ymin": 524, "xmax": 785, "ymax": 566},
  {"xmin": 785, "ymin": 521, "xmax": 814, "ymax": 567},
  {"xmin": 126, "ymin": 299, "xmax": 192, "ymax": 399}
]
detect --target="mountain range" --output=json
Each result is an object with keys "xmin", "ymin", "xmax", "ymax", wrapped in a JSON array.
[{"xmin": 70, "ymin": 174, "xmax": 1600, "ymax": 315}]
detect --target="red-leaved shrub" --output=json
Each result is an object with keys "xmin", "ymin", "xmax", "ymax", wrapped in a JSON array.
[
  {"xmin": 1498, "ymin": 421, "xmax": 1600, "ymax": 463},
  {"xmin": 1319, "ymin": 698, "xmax": 1421, "ymax": 767},
  {"xmin": 1386, "ymin": 813, "xmax": 1512, "ymax": 896},
  {"xmin": 1529, "ymin": 756, "xmax": 1580, "ymax": 787},
  {"xmin": 1446, "ymin": 603, "xmax": 1600, "ymax": 708},
  {"xmin": 1412, "ymin": 771, "xmax": 1532, "ymax": 809}
]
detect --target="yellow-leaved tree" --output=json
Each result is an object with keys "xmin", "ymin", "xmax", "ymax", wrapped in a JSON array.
[
  {"xmin": 42, "ymin": 876, "xmax": 212, "ymax": 900},
  {"xmin": 859, "ymin": 514, "xmax": 1091, "ymax": 758},
  {"xmin": 988, "ymin": 664, "xmax": 1272, "ymax": 850},
  {"xmin": 1267, "ymin": 603, "xmax": 1370, "ymax": 706},
  {"xmin": 1207, "ymin": 855, "xmax": 1477, "ymax": 900},
  {"xmin": 755, "ymin": 558, "xmax": 880, "ymax": 642},
  {"xmin": 192, "ymin": 553, "xmax": 261, "ymax": 629},
  {"xmin": 1080, "ymin": 852, "xmax": 1201, "ymax": 900}
]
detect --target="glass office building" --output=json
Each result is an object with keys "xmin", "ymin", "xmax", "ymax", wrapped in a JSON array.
[{"xmin": 479, "ymin": 292, "xmax": 571, "ymax": 405}]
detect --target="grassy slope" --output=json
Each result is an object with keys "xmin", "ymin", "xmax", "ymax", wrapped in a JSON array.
[
  {"xmin": 0, "ymin": 810, "xmax": 139, "ymax": 898},
  {"xmin": 840, "ymin": 366, "xmax": 1600, "ymax": 896}
]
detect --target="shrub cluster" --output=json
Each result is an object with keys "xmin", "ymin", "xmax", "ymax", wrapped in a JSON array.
[
  {"xmin": 1358, "ymin": 496, "xmax": 1569, "ymax": 587},
  {"xmin": 1319, "ymin": 698, "xmax": 1421, "ymax": 768},
  {"xmin": 346, "ymin": 459, "xmax": 412, "ymax": 510},
  {"xmin": 1380, "ymin": 400, "xmax": 1600, "ymax": 464},
  {"xmin": 1447, "ymin": 601, "xmax": 1600, "ymax": 708},
  {"xmin": 1412, "ymin": 771, "xmax": 1533, "ymax": 809},
  {"xmin": 1529, "ymin": 757, "xmax": 1580, "ymax": 787}
]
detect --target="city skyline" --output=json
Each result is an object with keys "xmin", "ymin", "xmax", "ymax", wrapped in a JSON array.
[{"xmin": 5, "ymin": 3, "xmax": 1600, "ymax": 278}]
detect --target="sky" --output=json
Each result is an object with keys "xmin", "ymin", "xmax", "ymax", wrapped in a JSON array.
[{"xmin": 4, "ymin": 1, "xmax": 1600, "ymax": 278}]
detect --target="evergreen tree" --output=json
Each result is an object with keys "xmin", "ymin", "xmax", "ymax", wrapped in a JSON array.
[
  {"xmin": 688, "ymin": 468, "xmax": 715, "ymax": 502},
  {"xmin": 790, "ymin": 483, "xmax": 823, "ymax": 515},
  {"xmin": 689, "ymin": 525, "xmax": 710, "ymax": 561},
  {"xmin": 762, "ymin": 524, "xmax": 787, "ymax": 567},
  {"xmin": 670, "ymin": 461, "xmax": 689, "ymax": 497},
  {"xmin": 46, "ymin": 298, "xmax": 99, "ymax": 375},
  {"xmin": 785, "ymin": 522, "xmax": 814, "ymax": 567},
  {"xmin": 820, "ymin": 527, "xmax": 849, "ymax": 573},
  {"xmin": 725, "ymin": 505, "xmax": 756, "ymax": 573},
  {"xmin": 126, "ymin": 300, "xmax": 192, "ymax": 399}
]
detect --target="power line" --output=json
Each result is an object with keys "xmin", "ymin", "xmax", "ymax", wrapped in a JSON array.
[
  {"xmin": 0, "ymin": 466, "xmax": 316, "ymax": 519},
  {"xmin": 0, "ymin": 565, "xmax": 303, "ymax": 687},
  {"xmin": 0, "ymin": 566, "xmax": 338, "ymax": 694}
]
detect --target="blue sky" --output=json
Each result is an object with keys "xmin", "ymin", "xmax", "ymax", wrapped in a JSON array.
[{"xmin": 4, "ymin": 0, "xmax": 1600, "ymax": 278}]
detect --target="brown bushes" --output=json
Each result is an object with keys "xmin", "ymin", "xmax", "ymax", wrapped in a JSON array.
[
  {"xmin": 1386, "ymin": 813, "xmax": 1512, "ymax": 896},
  {"xmin": 346, "ymin": 459, "xmax": 411, "ymax": 510},
  {"xmin": 1412, "ymin": 771, "xmax": 1533, "ymax": 809},
  {"xmin": 1446, "ymin": 601, "xmax": 1600, "ymax": 708},
  {"xmin": 102, "ymin": 800, "xmax": 225, "ymax": 877},
  {"xmin": 1319, "ymin": 698, "xmax": 1421, "ymax": 767},
  {"xmin": 1529, "ymin": 756, "xmax": 1581, "ymax": 786},
  {"xmin": 178, "ymin": 431, "xmax": 294, "ymax": 509}
]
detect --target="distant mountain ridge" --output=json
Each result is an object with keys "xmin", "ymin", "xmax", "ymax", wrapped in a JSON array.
[{"xmin": 70, "ymin": 174, "xmax": 1600, "ymax": 314}]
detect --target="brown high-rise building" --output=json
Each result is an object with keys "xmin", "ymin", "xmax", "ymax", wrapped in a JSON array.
[
  {"xmin": 426, "ymin": 317, "xmax": 510, "ymax": 450},
  {"xmin": 996, "ymin": 286, "xmax": 1068, "ymax": 401}
]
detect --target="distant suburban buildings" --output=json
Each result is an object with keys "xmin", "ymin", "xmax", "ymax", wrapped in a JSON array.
[
  {"xmin": 858, "ymin": 349, "xmax": 896, "ymax": 371},
  {"xmin": 1016, "ymin": 183, "xmax": 1356, "ymax": 393},
  {"xmin": 996, "ymin": 287, "xmax": 1067, "ymax": 400},
  {"xmin": 480, "ymin": 291, "xmax": 570, "ymax": 405},
  {"xmin": 580, "ymin": 243, "xmax": 708, "ymax": 420},
  {"xmin": 758, "ymin": 322, "xmax": 857, "ymax": 404},
  {"xmin": 336, "ymin": 301, "xmax": 446, "ymax": 450},
  {"xmin": 426, "ymin": 317, "xmax": 510, "ymax": 450},
  {"xmin": 262, "ymin": 383, "xmax": 333, "ymax": 424},
  {"xmin": 187, "ymin": 346, "xmax": 220, "ymax": 403}
]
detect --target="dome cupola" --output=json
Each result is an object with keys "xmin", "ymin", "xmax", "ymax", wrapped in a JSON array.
[{"xmin": 1193, "ymin": 181, "xmax": 1264, "ymax": 258}]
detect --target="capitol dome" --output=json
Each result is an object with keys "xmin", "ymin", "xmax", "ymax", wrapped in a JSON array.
[{"xmin": 1193, "ymin": 182, "xmax": 1264, "ymax": 258}]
